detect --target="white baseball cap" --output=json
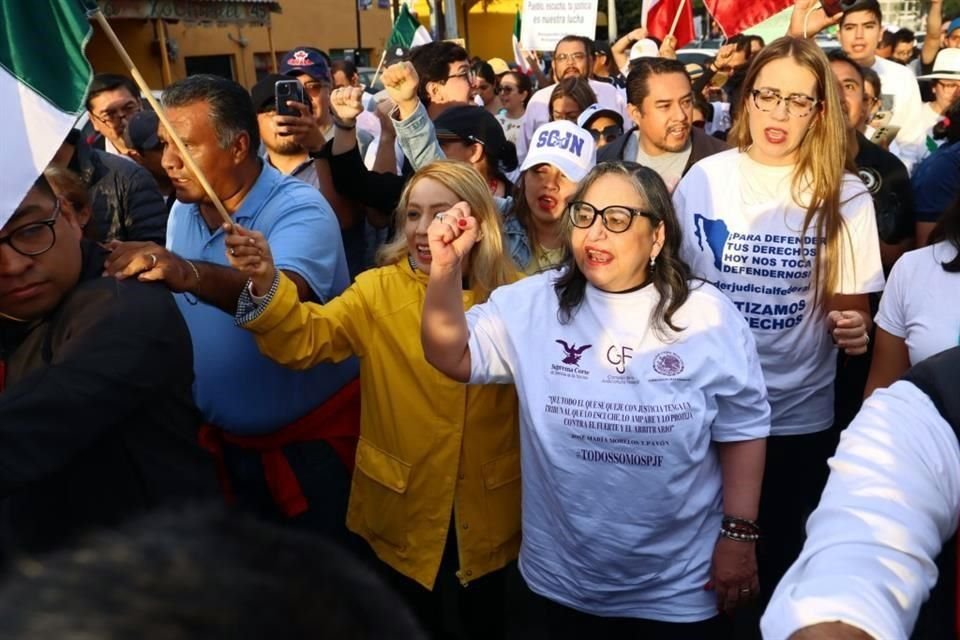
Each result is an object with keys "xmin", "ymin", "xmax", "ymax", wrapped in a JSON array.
[
  {"xmin": 577, "ymin": 103, "xmax": 624, "ymax": 129},
  {"xmin": 917, "ymin": 48, "xmax": 960, "ymax": 81},
  {"xmin": 520, "ymin": 120, "xmax": 596, "ymax": 182},
  {"xmin": 628, "ymin": 39, "xmax": 660, "ymax": 61}
]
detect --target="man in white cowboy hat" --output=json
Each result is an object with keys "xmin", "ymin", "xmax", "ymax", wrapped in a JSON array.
[{"xmin": 917, "ymin": 48, "xmax": 960, "ymax": 154}]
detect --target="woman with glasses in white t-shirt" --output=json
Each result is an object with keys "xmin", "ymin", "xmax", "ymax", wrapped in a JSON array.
[
  {"xmin": 673, "ymin": 36, "xmax": 885, "ymax": 604},
  {"xmin": 422, "ymin": 162, "xmax": 770, "ymax": 637}
]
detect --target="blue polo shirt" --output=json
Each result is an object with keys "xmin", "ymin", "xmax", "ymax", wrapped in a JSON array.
[{"xmin": 166, "ymin": 163, "xmax": 358, "ymax": 434}]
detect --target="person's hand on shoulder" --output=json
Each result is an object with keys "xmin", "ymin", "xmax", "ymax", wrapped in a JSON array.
[{"xmin": 103, "ymin": 240, "xmax": 199, "ymax": 293}]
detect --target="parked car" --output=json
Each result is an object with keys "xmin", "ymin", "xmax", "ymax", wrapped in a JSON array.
[{"xmin": 677, "ymin": 48, "xmax": 718, "ymax": 67}]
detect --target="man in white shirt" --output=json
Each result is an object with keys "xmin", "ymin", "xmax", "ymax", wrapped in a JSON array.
[
  {"xmin": 517, "ymin": 35, "xmax": 628, "ymax": 164},
  {"xmin": 85, "ymin": 73, "xmax": 142, "ymax": 159},
  {"xmin": 761, "ymin": 347, "xmax": 960, "ymax": 640},
  {"xmin": 836, "ymin": 1, "xmax": 927, "ymax": 171}
]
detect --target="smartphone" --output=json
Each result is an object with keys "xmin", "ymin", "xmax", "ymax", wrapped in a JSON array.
[{"xmin": 275, "ymin": 79, "xmax": 305, "ymax": 117}]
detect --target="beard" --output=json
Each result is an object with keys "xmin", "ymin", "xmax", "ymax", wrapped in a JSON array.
[{"xmin": 267, "ymin": 136, "xmax": 304, "ymax": 155}]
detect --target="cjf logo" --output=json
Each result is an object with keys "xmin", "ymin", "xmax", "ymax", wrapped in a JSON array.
[
  {"xmin": 606, "ymin": 345, "xmax": 633, "ymax": 374},
  {"xmin": 653, "ymin": 351, "xmax": 684, "ymax": 376},
  {"xmin": 555, "ymin": 340, "xmax": 591, "ymax": 366}
]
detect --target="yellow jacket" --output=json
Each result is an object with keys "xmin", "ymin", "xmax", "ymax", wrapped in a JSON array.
[{"xmin": 242, "ymin": 261, "xmax": 521, "ymax": 589}]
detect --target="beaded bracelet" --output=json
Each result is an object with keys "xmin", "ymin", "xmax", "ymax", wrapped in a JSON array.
[{"xmin": 720, "ymin": 528, "xmax": 760, "ymax": 542}]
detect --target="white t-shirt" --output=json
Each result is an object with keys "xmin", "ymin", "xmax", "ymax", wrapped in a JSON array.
[
  {"xmin": 516, "ymin": 79, "xmax": 628, "ymax": 164},
  {"xmin": 466, "ymin": 272, "xmax": 770, "ymax": 621},
  {"xmin": 761, "ymin": 380, "xmax": 960, "ymax": 640},
  {"xmin": 497, "ymin": 112, "xmax": 524, "ymax": 147},
  {"xmin": 673, "ymin": 149, "xmax": 885, "ymax": 436},
  {"xmin": 871, "ymin": 56, "xmax": 927, "ymax": 173},
  {"xmin": 875, "ymin": 241, "xmax": 960, "ymax": 365}
]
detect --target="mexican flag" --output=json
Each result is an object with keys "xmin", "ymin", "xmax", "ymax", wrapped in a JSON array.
[
  {"xmin": 385, "ymin": 3, "xmax": 433, "ymax": 59},
  {"xmin": 0, "ymin": 0, "xmax": 94, "ymax": 228},
  {"xmin": 512, "ymin": 12, "xmax": 531, "ymax": 74}
]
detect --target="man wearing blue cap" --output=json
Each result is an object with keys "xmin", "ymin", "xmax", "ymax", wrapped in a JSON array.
[{"xmin": 280, "ymin": 47, "xmax": 372, "ymax": 161}]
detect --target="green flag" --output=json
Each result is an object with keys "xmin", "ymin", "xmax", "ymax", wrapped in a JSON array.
[
  {"xmin": 0, "ymin": 0, "xmax": 95, "ymax": 226},
  {"xmin": 385, "ymin": 4, "xmax": 432, "ymax": 58}
]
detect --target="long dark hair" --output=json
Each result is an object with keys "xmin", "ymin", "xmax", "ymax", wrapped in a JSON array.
[
  {"xmin": 554, "ymin": 162, "xmax": 693, "ymax": 336},
  {"xmin": 927, "ymin": 195, "xmax": 960, "ymax": 272}
]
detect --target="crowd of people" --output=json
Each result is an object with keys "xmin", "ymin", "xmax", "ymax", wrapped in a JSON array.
[{"xmin": 2, "ymin": 0, "xmax": 960, "ymax": 637}]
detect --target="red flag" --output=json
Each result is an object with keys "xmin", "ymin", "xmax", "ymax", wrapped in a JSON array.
[
  {"xmin": 644, "ymin": 0, "xmax": 696, "ymax": 49},
  {"xmin": 705, "ymin": 0, "xmax": 794, "ymax": 37}
]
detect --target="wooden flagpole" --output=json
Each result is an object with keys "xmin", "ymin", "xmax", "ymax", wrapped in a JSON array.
[
  {"xmin": 369, "ymin": 49, "xmax": 388, "ymax": 92},
  {"xmin": 91, "ymin": 10, "xmax": 232, "ymax": 226},
  {"xmin": 668, "ymin": 0, "xmax": 688, "ymax": 37}
]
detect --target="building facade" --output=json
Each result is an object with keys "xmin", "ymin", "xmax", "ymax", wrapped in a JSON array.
[{"xmin": 88, "ymin": 0, "xmax": 393, "ymax": 91}]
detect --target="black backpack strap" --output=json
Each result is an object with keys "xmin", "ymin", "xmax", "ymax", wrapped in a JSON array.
[{"xmin": 902, "ymin": 347, "xmax": 960, "ymax": 432}]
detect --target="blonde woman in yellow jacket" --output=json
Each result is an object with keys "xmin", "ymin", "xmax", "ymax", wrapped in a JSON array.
[{"xmin": 224, "ymin": 160, "xmax": 521, "ymax": 639}]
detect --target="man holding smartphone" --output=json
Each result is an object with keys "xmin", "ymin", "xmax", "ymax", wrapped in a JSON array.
[
  {"xmin": 280, "ymin": 47, "xmax": 372, "ymax": 161},
  {"xmin": 254, "ymin": 65, "xmax": 372, "ymax": 279}
]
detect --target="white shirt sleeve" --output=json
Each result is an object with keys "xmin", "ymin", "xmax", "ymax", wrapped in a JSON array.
[
  {"xmin": 517, "ymin": 88, "xmax": 550, "ymax": 165},
  {"xmin": 760, "ymin": 381, "xmax": 960, "ymax": 640},
  {"xmin": 838, "ymin": 184, "xmax": 885, "ymax": 295},
  {"xmin": 874, "ymin": 254, "xmax": 909, "ymax": 338},
  {"xmin": 710, "ymin": 303, "xmax": 772, "ymax": 442},
  {"xmin": 466, "ymin": 295, "xmax": 516, "ymax": 385}
]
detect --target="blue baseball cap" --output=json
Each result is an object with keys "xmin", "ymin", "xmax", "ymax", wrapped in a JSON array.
[
  {"xmin": 280, "ymin": 47, "xmax": 332, "ymax": 83},
  {"xmin": 948, "ymin": 17, "xmax": 960, "ymax": 37}
]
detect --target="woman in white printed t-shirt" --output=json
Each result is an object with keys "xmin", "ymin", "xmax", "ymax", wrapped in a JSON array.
[
  {"xmin": 865, "ymin": 198, "xmax": 960, "ymax": 396},
  {"xmin": 422, "ymin": 162, "xmax": 770, "ymax": 638},
  {"xmin": 672, "ymin": 36, "xmax": 885, "ymax": 603}
]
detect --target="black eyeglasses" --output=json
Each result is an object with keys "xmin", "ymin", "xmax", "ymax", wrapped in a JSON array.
[
  {"xmin": 588, "ymin": 125, "xmax": 623, "ymax": 144},
  {"xmin": 0, "ymin": 199, "xmax": 62, "ymax": 257},
  {"xmin": 568, "ymin": 201, "xmax": 656, "ymax": 233},
  {"xmin": 750, "ymin": 88, "xmax": 820, "ymax": 117},
  {"xmin": 445, "ymin": 69, "xmax": 477, "ymax": 84},
  {"xmin": 91, "ymin": 100, "xmax": 140, "ymax": 125}
]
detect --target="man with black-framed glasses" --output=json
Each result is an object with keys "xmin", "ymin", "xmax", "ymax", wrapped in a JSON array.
[
  {"xmin": 0, "ymin": 176, "xmax": 217, "ymax": 558},
  {"xmin": 85, "ymin": 73, "xmax": 142, "ymax": 159}
]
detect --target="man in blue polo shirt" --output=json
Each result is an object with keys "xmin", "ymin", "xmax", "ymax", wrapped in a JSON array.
[{"xmin": 105, "ymin": 74, "xmax": 359, "ymax": 542}]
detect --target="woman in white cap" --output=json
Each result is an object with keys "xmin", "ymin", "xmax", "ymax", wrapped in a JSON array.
[
  {"xmin": 577, "ymin": 103, "xmax": 625, "ymax": 149},
  {"xmin": 374, "ymin": 61, "xmax": 597, "ymax": 274},
  {"xmin": 421, "ymin": 161, "xmax": 770, "ymax": 637}
]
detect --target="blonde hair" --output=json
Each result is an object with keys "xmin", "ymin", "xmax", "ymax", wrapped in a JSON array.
[
  {"xmin": 377, "ymin": 160, "xmax": 519, "ymax": 302},
  {"xmin": 730, "ymin": 36, "xmax": 855, "ymax": 309}
]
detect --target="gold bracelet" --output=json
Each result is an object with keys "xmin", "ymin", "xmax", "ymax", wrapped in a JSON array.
[{"xmin": 185, "ymin": 259, "xmax": 201, "ymax": 289}]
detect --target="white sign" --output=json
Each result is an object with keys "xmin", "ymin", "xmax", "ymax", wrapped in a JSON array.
[{"xmin": 520, "ymin": 0, "xmax": 599, "ymax": 52}]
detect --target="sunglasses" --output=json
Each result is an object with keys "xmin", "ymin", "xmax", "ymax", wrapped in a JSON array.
[{"xmin": 588, "ymin": 125, "xmax": 623, "ymax": 144}]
